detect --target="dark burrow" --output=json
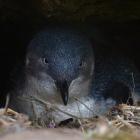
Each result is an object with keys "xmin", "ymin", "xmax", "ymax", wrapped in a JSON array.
[
  {"xmin": 0, "ymin": 1, "xmax": 140, "ymax": 115},
  {"xmin": 0, "ymin": 19, "xmax": 140, "ymax": 107}
]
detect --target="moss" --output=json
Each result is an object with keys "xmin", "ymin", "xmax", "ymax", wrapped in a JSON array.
[
  {"xmin": 36, "ymin": 0, "xmax": 140, "ymax": 22},
  {"xmin": 0, "ymin": 0, "xmax": 140, "ymax": 24}
]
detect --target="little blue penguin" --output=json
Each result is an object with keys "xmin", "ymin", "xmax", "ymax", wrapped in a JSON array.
[{"xmin": 9, "ymin": 25, "xmax": 140, "ymax": 124}]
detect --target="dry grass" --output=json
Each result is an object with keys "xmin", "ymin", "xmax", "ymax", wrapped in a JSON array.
[{"xmin": 0, "ymin": 95, "xmax": 140, "ymax": 140}]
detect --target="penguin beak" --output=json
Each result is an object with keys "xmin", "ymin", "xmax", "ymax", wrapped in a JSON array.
[{"xmin": 56, "ymin": 80, "xmax": 69, "ymax": 105}]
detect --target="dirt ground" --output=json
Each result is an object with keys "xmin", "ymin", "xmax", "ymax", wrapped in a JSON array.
[
  {"xmin": 0, "ymin": 104, "xmax": 140, "ymax": 140},
  {"xmin": 0, "ymin": 129, "xmax": 84, "ymax": 140}
]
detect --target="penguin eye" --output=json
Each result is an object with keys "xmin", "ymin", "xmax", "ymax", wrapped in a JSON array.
[
  {"xmin": 79, "ymin": 61, "xmax": 84, "ymax": 68},
  {"xmin": 79, "ymin": 61, "xmax": 83, "ymax": 67},
  {"xmin": 42, "ymin": 58, "xmax": 48, "ymax": 65}
]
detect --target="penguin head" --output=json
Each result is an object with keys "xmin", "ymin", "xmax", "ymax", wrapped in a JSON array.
[{"xmin": 25, "ymin": 26, "xmax": 94, "ymax": 105}]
